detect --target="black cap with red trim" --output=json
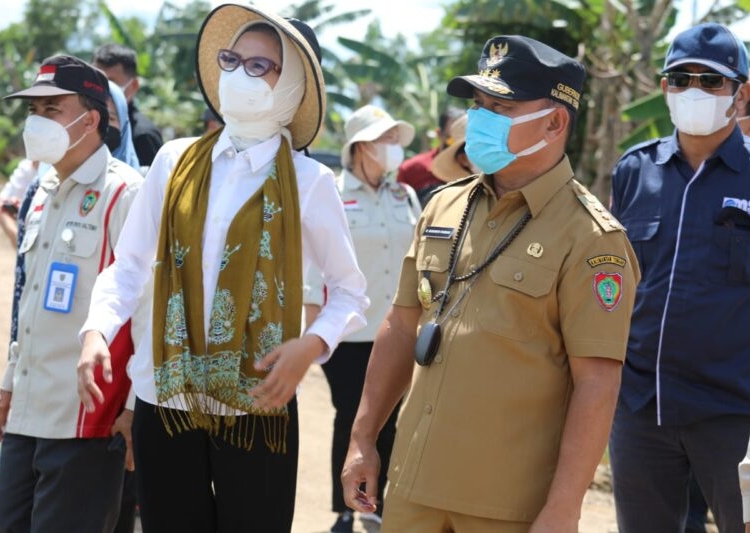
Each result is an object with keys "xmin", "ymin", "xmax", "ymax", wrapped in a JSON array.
[{"xmin": 4, "ymin": 55, "xmax": 109, "ymax": 105}]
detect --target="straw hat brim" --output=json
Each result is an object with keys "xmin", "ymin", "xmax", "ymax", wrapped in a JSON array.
[
  {"xmin": 195, "ymin": 4, "xmax": 326, "ymax": 150},
  {"xmin": 340, "ymin": 119, "xmax": 415, "ymax": 168},
  {"xmin": 431, "ymin": 141, "xmax": 470, "ymax": 182}
]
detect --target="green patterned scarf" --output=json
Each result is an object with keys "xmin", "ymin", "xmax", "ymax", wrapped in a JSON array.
[{"xmin": 152, "ymin": 128, "xmax": 302, "ymax": 451}]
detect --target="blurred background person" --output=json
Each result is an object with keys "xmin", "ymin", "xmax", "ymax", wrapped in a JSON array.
[
  {"xmin": 0, "ymin": 159, "xmax": 38, "ymax": 245},
  {"xmin": 396, "ymin": 106, "xmax": 463, "ymax": 204},
  {"xmin": 421, "ymin": 111, "xmax": 471, "ymax": 204},
  {"xmin": 93, "ymin": 43, "xmax": 163, "ymax": 168},
  {"xmin": 305, "ymin": 104, "xmax": 420, "ymax": 533}
]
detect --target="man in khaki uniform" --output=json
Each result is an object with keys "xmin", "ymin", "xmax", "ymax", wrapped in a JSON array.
[{"xmin": 341, "ymin": 35, "xmax": 640, "ymax": 532}]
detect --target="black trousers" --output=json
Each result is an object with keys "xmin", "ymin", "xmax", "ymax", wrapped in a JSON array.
[
  {"xmin": 322, "ymin": 341, "xmax": 400, "ymax": 513},
  {"xmin": 132, "ymin": 397, "xmax": 299, "ymax": 533},
  {"xmin": 0, "ymin": 434, "xmax": 124, "ymax": 533}
]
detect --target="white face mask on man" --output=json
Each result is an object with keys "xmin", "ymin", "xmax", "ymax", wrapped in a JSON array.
[
  {"xmin": 22, "ymin": 111, "xmax": 89, "ymax": 165},
  {"xmin": 666, "ymin": 87, "xmax": 738, "ymax": 136}
]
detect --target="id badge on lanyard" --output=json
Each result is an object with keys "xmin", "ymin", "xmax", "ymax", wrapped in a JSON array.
[{"xmin": 44, "ymin": 261, "xmax": 78, "ymax": 313}]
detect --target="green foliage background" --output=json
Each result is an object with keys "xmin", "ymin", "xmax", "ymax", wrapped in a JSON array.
[{"xmin": 0, "ymin": 0, "xmax": 748, "ymax": 197}]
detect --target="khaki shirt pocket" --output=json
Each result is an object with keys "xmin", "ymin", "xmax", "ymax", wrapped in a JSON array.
[
  {"xmin": 478, "ymin": 256, "xmax": 557, "ymax": 341},
  {"xmin": 415, "ymin": 237, "xmax": 452, "ymax": 305}
]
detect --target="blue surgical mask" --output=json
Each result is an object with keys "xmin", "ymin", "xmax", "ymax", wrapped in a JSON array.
[{"xmin": 465, "ymin": 106, "xmax": 554, "ymax": 174}]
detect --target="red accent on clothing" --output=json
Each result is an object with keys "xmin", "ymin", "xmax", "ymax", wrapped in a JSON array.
[
  {"xmin": 77, "ymin": 182, "xmax": 133, "ymax": 438},
  {"xmin": 396, "ymin": 148, "xmax": 443, "ymax": 191}
]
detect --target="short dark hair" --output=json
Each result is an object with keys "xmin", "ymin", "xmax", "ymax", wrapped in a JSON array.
[
  {"xmin": 93, "ymin": 44, "xmax": 138, "ymax": 77},
  {"xmin": 78, "ymin": 94, "xmax": 108, "ymax": 140}
]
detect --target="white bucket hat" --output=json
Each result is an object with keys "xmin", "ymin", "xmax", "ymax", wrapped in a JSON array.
[{"xmin": 341, "ymin": 105, "xmax": 415, "ymax": 168}]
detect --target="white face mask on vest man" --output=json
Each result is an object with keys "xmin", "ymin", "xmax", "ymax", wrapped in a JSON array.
[{"xmin": 23, "ymin": 101, "xmax": 91, "ymax": 165}]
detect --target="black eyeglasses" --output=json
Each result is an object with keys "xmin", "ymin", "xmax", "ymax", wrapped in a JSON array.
[
  {"xmin": 665, "ymin": 72, "xmax": 728, "ymax": 91},
  {"xmin": 217, "ymin": 49, "xmax": 281, "ymax": 77}
]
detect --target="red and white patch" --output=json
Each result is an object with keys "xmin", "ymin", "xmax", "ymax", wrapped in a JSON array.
[
  {"xmin": 343, "ymin": 199, "xmax": 361, "ymax": 211},
  {"xmin": 36, "ymin": 65, "xmax": 56, "ymax": 82}
]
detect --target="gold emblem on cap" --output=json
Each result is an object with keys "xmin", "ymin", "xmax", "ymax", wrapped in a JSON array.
[
  {"xmin": 418, "ymin": 277, "xmax": 433, "ymax": 310},
  {"xmin": 527, "ymin": 242, "xmax": 543, "ymax": 258},
  {"xmin": 488, "ymin": 42, "xmax": 509, "ymax": 66}
]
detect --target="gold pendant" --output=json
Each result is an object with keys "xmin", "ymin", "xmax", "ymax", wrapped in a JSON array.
[{"xmin": 418, "ymin": 277, "xmax": 433, "ymax": 309}]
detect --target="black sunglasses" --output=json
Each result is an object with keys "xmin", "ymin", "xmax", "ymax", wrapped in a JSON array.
[
  {"xmin": 217, "ymin": 49, "xmax": 281, "ymax": 78},
  {"xmin": 665, "ymin": 72, "xmax": 728, "ymax": 91}
]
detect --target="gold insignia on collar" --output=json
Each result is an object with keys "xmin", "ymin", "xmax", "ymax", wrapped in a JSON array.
[{"xmin": 527, "ymin": 242, "xmax": 543, "ymax": 258}]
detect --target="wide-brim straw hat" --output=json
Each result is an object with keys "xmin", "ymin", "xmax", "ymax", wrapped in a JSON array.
[
  {"xmin": 431, "ymin": 113, "xmax": 468, "ymax": 182},
  {"xmin": 195, "ymin": 3, "xmax": 326, "ymax": 150}
]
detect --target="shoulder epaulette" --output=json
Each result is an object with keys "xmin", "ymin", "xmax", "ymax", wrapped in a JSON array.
[
  {"xmin": 431, "ymin": 173, "xmax": 478, "ymax": 195},
  {"xmin": 571, "ymin": 180, "xmax": 624, "ymax": 233}
]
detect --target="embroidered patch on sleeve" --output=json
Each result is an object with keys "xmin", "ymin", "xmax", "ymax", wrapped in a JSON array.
[
  {"xmin": 587, "ymin": 254, "xmax": 626, "ymax": 268},
  {"xmin": 594, "ymin": 272, "xmax": 622, "ymax": 311}
]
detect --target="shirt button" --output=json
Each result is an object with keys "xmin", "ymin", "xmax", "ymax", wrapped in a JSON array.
[
  {"xmin": 42, "ymin": 242, "xmax": 49, "ymax": 249},
  {"xmin": 469, "ymin": 264, "xmax": 476, "ymax": 271},
  {"xmin": 226, "ymin": 150, "xmax": 235, "ymax": 158},
  {"xmin": 384, "ymin": 269, "xmax": 389, "ymax": 274},
  {"xmin": 32, "ymin": 283, "xmax": 39, "ymax": 291},
  {"xmin": 424, "ymin": 404, "xmax": 433, "ymax": 414},
  {"xmin": 513, "ymin": 272, "xmax": 524, "ymax": 281},
  {"xmin": 21, "ymin": 369, "xmax": 28, "ymax": 376},
  {"xmin": 435, "ymin": 355, "xmax": 443, "ymax": 364},
  {"xmin": 52, "ymin": 202, "xmax": 60, "ymax": 209},
  {"xmin": 488, "ymin": 220, "xmax": 497, "ymax": 229},
  {"xmin": 450, "ymin": 309, "xmax": 460, "ymax": 317},
  {"xmin": 381, "ymin": 222, "xmax": 386, "ymax": 227},
  {"xmin": 25, "ymin": 327, "xmax": 30, "ymax": 334},
  {"xmin": 383, "ymin": 244, "xmax": 388, "ymax": 249}
]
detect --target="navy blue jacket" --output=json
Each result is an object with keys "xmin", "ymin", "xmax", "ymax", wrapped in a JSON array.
[{"xmin": 611, "ymin": 127, "xmax": 750, "ymax": 425}]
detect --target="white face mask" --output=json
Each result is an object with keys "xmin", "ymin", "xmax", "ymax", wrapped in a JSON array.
[
  {"xmin": 23, "ymin": 111, "xmax": 88, "ymax": 165},
  {"xmin": 218, "ymin": 69, "xmax": 275, "ymax": 145},
  {"xmin": 376, "ymin": 143, "xmax": 404, "ymax": 173},
  {"xmin": 666, "ymin": 88, "xmax": 737, "ymax": 136}
]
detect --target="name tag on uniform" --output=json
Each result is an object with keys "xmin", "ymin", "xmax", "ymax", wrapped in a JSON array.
[
  {"xmin": 423, "ymin": 226, "xmax": 454, "ymax": 239},
  {"xmin": 44, "ymin": 262, "xmax": 78, "ymax": 313}
]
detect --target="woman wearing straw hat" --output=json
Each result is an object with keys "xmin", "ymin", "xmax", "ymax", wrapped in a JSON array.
[
  {"xmin": 422, "ymin": 111, "xmax": 474, "ymax": 204},
  {"xmin": 76, "ymin": 4, "xmax": 369, "ymax": 532},
  {"xmin": 305, "ymin": 104, "xmax": 421, "ymax": 533}
]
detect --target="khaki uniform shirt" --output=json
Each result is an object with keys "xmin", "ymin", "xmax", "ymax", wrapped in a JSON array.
[
  {"xmin": 389, "ymin": 156, "xmax": 640, "ymax": 521},
  {"xmin": 306, "ymin": 171, "xmax": 421, "ymax": 341},
  {"xmin": 3, "ymin": 146, "xmax": 142, "ymax": 438}
]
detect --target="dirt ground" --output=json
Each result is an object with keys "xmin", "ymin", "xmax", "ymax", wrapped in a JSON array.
[{"xmin": 0, "ymin": 232, "xmax": 626, "ymax": 532}]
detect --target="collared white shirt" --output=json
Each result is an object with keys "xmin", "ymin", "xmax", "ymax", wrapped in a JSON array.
[
  {"xmin": 306, "ymin": 170, "xmax": 421, "ymax": 340},
  {"xmin": 82, "ymin": 130, "xmax": 369, "ymax": 409}
]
